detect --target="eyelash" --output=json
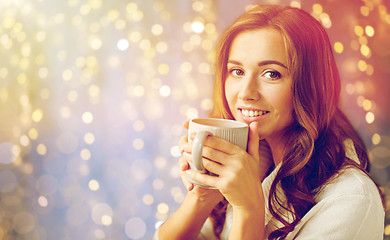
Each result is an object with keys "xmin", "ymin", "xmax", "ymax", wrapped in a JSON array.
[{"xmin": 229, "ymin": 68, "xmax": 281, "ymax": 80}]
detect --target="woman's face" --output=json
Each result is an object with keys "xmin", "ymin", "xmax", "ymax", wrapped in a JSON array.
[{"xmin": 225, "ymin": 28, "xmax": 294, "ymax": 140}]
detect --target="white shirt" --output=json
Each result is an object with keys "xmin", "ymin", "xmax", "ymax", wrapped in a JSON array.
[{"xmin": 154, "ymin": 140, "xmax": 385, "ymax": 239}]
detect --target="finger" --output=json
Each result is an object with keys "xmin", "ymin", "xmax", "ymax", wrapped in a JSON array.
[
  {"xmin": 180, "ymin": 171, "xmax": 194, "ymax": 191},
  {"xmin": 202, "ymin": 135, "xmax": 242, "ymax": 154},
  {"xmin": 201, "ymin": 146, "xmax": 230, "ymax": 166},
  {"xmin": 178, "ymin": 135, "xmax": 189, "ymax": 154},
  {"xmin": 183, "ymin": 119, "xmax": 190, "ymax": 129},
  {"xmin": 186, "ymin": 170, "xmax": 217, "ymax": 189},
  {"xmin": 202, "ymin": 157, "xmax": 223, "ymax": 175},
  {"xmin": 179, "ymin": 157, "xmax": 194, "ymax": 190},
  {"xmin": 179, "ymin": 155, "xmax": 190, "ymax": 170},
  {"xmin": 248, "ymin": 122, "xmax": 260, "ymax": 159}
]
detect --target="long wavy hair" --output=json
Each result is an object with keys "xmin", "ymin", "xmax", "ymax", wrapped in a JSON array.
[{"xmin": 208, "ymin": 5, "xmax": 380, "ymax": 239}]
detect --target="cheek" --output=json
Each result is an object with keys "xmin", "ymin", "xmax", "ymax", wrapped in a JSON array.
[{"xmin": 224, "ymin": 82, "xmax": 236, "ymax": 106}]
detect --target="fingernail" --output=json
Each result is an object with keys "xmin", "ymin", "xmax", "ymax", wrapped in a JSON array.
[
  {"xmin": 180, "ymin": 163, "xmax": 186, "ymax": 171},
  {"xmin": 186, "ymin": 170, "xmax": 192, "ymax": 175}
]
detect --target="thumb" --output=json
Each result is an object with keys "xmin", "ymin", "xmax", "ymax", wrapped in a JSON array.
[{"xmin": 247, "ymin": 122, "xmax": 260, "ymax": 159}]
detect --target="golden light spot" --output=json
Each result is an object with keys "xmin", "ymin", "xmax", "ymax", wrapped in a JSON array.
[
  {"xmin": 0, "ymin": 68, "xmax": 8, "ymax": 78},
  {"xmin": 354, "ymin": 25, "xmax": 364, "ymax": 36},
  {"xmin": 204, "ymin": 23, "xmax": 216, "ymax": 34},
  {"xmin": 372, "ymin": 133, "xmax": 381, "ymax": 145},
  {"xmin": 89, "ymin": 85, "xmax": 100, "ymax": 97},
  {"xmin": 320, "ymin": 13, "xmax": 331, "ymax": 28},
  {"xmin": 153, "ymin": 1, "xmax": 164, "ymax": 12},
  {"xmin": 101, "ymin": 215, "xmax": 112, "ymax": 226},
  {"xmin": 365, "ymin": 112, "xmax": 375, "ymax": 124},
  {"xmin": 312, "ymin": 3, "xmax": 323, "ymax": 15},
  {"xmin": 201, "ymin": 99, "xmax": 213, "ymax": 111},
  {"xmin": 290, "ymin": 1, "xmax": 301, "ymax": 8},
  {"xmin": 62, "ymin": 69, "xmax": 73, "ymax": 81},
  {"xmin": 129, "ymin": 31, "xmax": 142, "ymax": 42},
  {"xmin": 133, "ymin": 120, "xmax": 145, "ymax": 132},
  {"xmin": 17, "ymin": 73, "xmax": 27, "ymax": 85},
  {"xmin": 180, "ymin": 62, "xmax": 192, "ymax": 73},
  {"xmin": 155, "ymin": 41, "xmax": 168, "ymax": 53},
  {"xmin": 80, "ymin": 4, "xmax": 91, "ymax": 15},
  {"xmin": 366, "ymin": 64, "xmax": 374, "ymax": 76},
  {"xmin": 151, "ymin": 24, "xmax": 164, "ymax": 35},
  {"xmin": 83, "ymin": 133, "xmax": 94, "ymax": 145},
  {"xmin": 133, "ymin": 85, "xmax": 145, "ymax": 97},
  {"xmin": 89, "ymin": 179, "xmax": 100, "ymax": 191},
  {"xmin": 38, "ymin": 196, "xmax": 48, "ymax": 207},
  {"xmin": 360, "ymin": 6, "xmax": 370, "ymax": 16},
  {"xmin": 57, "ymin": 51, "xmax": 67, "ymax": 62},
  {"xmin": 37, "ymin": 144, "xmax": 47, "ymax": 155},
  {"xmin": 157, "ymin": 203, "xmax": 169, "ymax": 214},
  {"xmin": 358, "ymin": 60, "xmax": 367, "ymax": 72},
  {"xmin": 107, "ymin": 9, "xmax": 120, "ymax": 21},
  {"xmin": 28, "ymin": 128, "xmax": 38, "ymax": 140},
  {"xmin": 139, "ymin": 39, "xmax": 151, "ymax": 50},
  {"xmin": 362, "ymin": 99, "xmax": 372, "ymax": 111},
  {"xmin": 186, "ymin": 108, "xmax": 198, "ymax": 119},
  {"xmin": 115, "ymin": 19, "xmax": 126, "ymax": 30},
  {"xmin": 159, "ymin": 85, "xmax": 171, "ymax": 97},
  {"xmin": 80, "ymin": 148, "xmax": 91, "ymax": 160},
  {"xmin": 20, "ymin": 135, "xmax": 30, "ymax": 147},
  {"xmin": 334, "ymin": 42, "xmax": 344, "ymax": 54},
  {"xmin": 133, "ymin": 138, "xmax": 144, "ymax": 150},
  {"xmin": 158, "ymin": 64, "xmax": 169, "ymax": 75},
  {"xmin": 32, "ymin": 109, "xmax": 43, "ymax": 123},
  {"xmin": 384, "ymin": 224, "xmax": 390, "ymax": 235},
  {"xmin": 360, "ymin": 45, "xmax": 371, "ymax": 57},
  {"xmin": 90, "ymin": 37, "xmax": 102, "ymax": 50},
  {"xmin": 365, "ymin": 25, "xmax": 375, "ymax": 37},
  {"xmin": 143, "ymin": 194, "xmax": 154, "ymax": 205},
  {"xmin": 191, "ymin": 21, "xmax": 204, "ymax": 33},
  {"xmin": 82, "ymin": 112, "xmax": 93, "ymax": 124},
  {"xmin": 126, "ymin": 2, "xmax": 138, "ymax": 13}
]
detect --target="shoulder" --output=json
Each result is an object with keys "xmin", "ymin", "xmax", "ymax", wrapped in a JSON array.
[
  {"xmin": 315, "ymin": 167, "xmax": 382, "ymax": 209},
  {"xmin": 289, "ymin": 168, "xmax": 385, "ymax": 239}
]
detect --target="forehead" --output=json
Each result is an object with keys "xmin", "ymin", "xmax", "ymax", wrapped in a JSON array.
[{"xmin": 229, "ymin": 28, "xmax": 287, "ymax": 63}]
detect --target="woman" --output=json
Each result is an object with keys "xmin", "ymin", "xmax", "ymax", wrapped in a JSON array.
[{"xmin": 155, "ymin": 5, "xmax": 384, "ymax": 239}]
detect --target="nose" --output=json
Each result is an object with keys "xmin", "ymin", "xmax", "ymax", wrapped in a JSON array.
[{"xmin": 237, "ymin": 74, "xmax": 261, "ymax": 101}]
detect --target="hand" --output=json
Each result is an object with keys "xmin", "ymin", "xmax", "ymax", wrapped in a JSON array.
[
  {"xmin": 183, "ymin": 122, "xmax": 265, "ymax": 210},
  {"xmin": 178, "ymin": 120, "xmax": 224, "ymax": 205}
]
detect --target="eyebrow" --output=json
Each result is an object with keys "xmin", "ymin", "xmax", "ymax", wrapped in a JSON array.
[{"xmin": 228, "ymin": 60, "xmax": 288, "ymax": 69}]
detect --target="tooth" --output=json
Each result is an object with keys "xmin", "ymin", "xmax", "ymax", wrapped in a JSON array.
[
  {"xmin": 244, "ymin": 110, "xmax": 249, "ymax": 116},
  {"xmin": 254, "ymin": 111, "xmax": 259, "ymax": 116},
  {"xmin": 249, "ymin": 110, "xmax": 254, "ymax": 117}
]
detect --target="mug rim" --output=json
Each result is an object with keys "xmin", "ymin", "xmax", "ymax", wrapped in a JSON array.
[{"xmin": 190, "ymin": 118, "xmax": 248, "ymax": 129}]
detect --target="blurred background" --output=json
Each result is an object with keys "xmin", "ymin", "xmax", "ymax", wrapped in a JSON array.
[{"xmin": 0, "ymin": 0, "xmax": 389, "ymax": 239}]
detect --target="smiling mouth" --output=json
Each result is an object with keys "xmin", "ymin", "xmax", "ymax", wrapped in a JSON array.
[{"xmin": 240, "ymin": 109, "xmax": 270, "ymax": 117}]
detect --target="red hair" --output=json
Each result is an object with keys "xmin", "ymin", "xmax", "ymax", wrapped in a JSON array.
[{"xmin": 209, "ymin": 5, "xmax": 379, "ymax": 239}]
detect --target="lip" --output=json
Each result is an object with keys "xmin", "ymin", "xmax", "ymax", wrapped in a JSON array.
[{"xmin": 238, "ymin": 107, "xmax": 270, "ymax": 123}]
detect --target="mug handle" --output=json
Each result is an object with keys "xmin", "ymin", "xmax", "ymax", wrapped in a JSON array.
[{"xmin": 191, "ymin": 131, "xmax": 213, "ymax": 173}]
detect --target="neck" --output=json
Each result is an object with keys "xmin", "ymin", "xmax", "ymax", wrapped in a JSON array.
[{"xmin": 265, "ymin": 135, "xmax": 286, "ymax": 166}]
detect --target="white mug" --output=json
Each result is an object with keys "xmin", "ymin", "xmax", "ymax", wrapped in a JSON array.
[{"xmin": 187, "ymin": 118, "xmax": 249, "ymax": 188}]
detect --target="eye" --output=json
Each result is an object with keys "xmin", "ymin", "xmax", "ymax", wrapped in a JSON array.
[
  {"xmin": 230, "ymin": 69, "xmax": 245, "ymax": 77},
  {"xmin": 263, "ymin": 71, "xmax": 281, "ymax": 80}
]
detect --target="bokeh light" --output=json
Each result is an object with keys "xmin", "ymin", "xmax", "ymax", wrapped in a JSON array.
[{"xmin": 0, "ymin": 0, "xmax": 389, "ymax": 239}]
